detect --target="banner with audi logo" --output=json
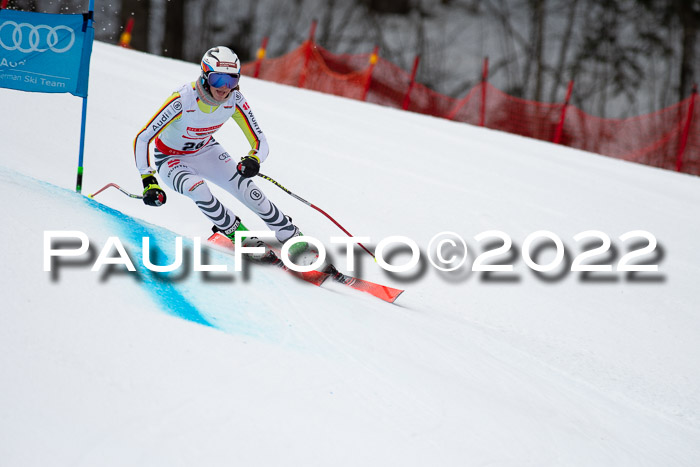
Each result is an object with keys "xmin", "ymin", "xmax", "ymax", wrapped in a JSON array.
[{"xmin": 0, "ymin": 8, "xmax": 94, "ymax": 97}]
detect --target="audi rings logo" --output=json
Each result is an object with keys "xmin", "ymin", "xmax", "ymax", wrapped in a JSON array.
[{"xmin": 0, "ymin": 21, "xmax": 75, "ymax": 54}]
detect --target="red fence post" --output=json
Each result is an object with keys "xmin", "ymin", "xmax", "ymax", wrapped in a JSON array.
[
  {"xmin": 676, "ymin": 83, "xmax": 698, "ymax": 173},
  {"xmin": 298, "ymin": 20, "xmax": 317, "ymax": 88},
  {"xmin": 480, "ymin": 57, "xmax": 489, "ymax": 127},
  {"xmin": 362, "ymin": 45, "xmax": 379, "ymax": 102},
  {"xmin": 554, "ymin": 80, "xmax": 574, "ymax": 144},
  {"xmin": 119, "ymin": 17, "xmax": 135, "ymax": 48},
  {"xmin": 253, "ymin": 36, "xmax": 269, "ymax": 79},
  {"xmin": 401, "ymin": 55, "xmax": 421, "ymax": 111}
]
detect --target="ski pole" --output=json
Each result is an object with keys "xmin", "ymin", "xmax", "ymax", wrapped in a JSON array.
[
  {"xmin": 257, "ymin": 172, "xmax": 376, "ymax": 259},
  {"xmin": 88, "ymin": 183, "xmax": 143, "ymax": 200}
]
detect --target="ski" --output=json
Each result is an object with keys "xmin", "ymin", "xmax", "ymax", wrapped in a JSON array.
[
  {"xmin": 207, "ymin": 232, "xmax": 328, "ymax": 286},
  {"xmin": 207, "ymin": 233, "xmax": 404, "ymax": 303},
  {"xmin": 319, "ymin": 264, "xmax": 403, "ymax": 303}
]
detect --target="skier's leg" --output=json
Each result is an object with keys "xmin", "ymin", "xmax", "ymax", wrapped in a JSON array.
[
  {"xmin": 225, "ymin": 174, "xmax": 315, "ymax": 261},
  {"xmin": 197, "ymin": 144, "xmax": 300, "ymax": 242},
  {"xmin": 154, "ymin": 149, "xmax": 242, "ymax": 233},
  {"xmin": 229, "ymin": 174, "xmax": 300, "ymax": 241}
]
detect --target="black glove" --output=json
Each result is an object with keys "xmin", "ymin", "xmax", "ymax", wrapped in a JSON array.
[
  {"xmin": 141, "ymin": 174, "xmax": 167, "ymax": 206},
  {"xmin": 237, "ymin": 155, "xmax": 260, "ymax": 178}
]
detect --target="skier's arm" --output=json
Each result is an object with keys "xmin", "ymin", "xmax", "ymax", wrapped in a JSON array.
[
  {"xmin": 133, "ymin": 92, "xmax": 183, "ymax": 175},
  {"xmin": 231, "ymin": 92, "xmax": 269, "ymax": 164}
]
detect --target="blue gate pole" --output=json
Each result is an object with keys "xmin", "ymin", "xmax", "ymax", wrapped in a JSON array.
[
  {"xmin": 75, "ymin": 0, "xmax": 95, "ymax": 193},
  {"xmin": 76, "ymin": 96, "xmax": 89, "ymax": 193}
]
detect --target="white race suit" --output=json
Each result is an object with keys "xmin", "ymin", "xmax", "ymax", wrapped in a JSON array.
[{"xmin": 133, "ymin": 81, "xmax": 296, "ymax": 241}]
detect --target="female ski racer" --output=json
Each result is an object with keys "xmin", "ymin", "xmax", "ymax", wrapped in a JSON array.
[{"xmin": 133, "ymin": 46, "xmax": 306, "ymax": 255}]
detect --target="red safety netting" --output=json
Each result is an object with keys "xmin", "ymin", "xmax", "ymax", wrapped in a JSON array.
[
  {"xmin": 685, "ymin": 104, "xmax": 700, "ymax": 174},
  {"xmin": 242, "ymin": 41, "xmax": 699, "ymax": 176}
]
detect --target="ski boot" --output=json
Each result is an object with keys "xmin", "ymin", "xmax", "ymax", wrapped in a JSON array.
[
  {"xmin": 280, "ymin": 217, "xmax": 319, "ymax": 266},
  {"xmin": 212, "ymin": 217, "xmax": 277, "ymax": 263}
]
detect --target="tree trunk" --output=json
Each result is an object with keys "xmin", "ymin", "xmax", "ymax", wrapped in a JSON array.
[
  {"xmin": 677, "ymin": 1, "xmax": 698, "ymax": 100},
  {"xmin": 532, "ymin": 0, "xmax": 546, "ymax": 102},
  {"xmin": 549, "ymin": 0, "xmax": 579, "ymax": 102},
  {"xmin": 163, "ymin": 0, "xmax": 185, "ymax": 59}
]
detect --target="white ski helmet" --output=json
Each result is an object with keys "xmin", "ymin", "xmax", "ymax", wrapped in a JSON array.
[{"xmin": 200, "ymin": 46, "xmax": 241, "ymax": 90}]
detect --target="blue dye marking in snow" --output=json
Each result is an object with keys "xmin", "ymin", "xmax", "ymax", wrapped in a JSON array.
[
  {"xmin": 2, "ymin": 169, "xmax": 284, "ymax": 338},
  {"xmin": 2, "ymin": 169, "xmax": 215, "ymax": 329},
  {"xmin": 83, "ymin": 197, "xmax": 216, "ymax": 329}
]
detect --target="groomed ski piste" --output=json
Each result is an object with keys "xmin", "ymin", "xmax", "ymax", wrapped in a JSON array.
[{"xmin": 2, "ymin": 42, "xmax": 700, "ymax": 466}]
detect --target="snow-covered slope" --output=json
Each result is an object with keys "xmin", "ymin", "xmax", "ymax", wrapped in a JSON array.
[{"xmin": 1, "ymin": 42, "xmax": 699, "ymax": 466}]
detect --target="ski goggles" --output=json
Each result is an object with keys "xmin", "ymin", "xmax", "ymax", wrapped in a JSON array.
[{"xmin": 207, "ymin": 72, "xmax": 240, "ymax": 89}]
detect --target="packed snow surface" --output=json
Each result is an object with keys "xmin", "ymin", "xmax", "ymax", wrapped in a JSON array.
[{"xmin": 1, "ymin": 42, "xmax": 700, "ymax": 466}]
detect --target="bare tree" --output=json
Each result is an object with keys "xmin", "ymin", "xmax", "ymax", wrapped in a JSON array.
[
  {"xmin": 162, "ymin": 0, "xmax": 185, "ymax": 59},
  {"xmin": 667, "ymin": 0, "xmax": 699, "ymax": 100},
  {"xmin": 62, "ymin": 0, "xmax": 691, "ymax": 118},
  {"xmin": 548, "ymin": 0, "xmax": 579, "ymax": 102},
  {"xmin": 521, "ymin": 0, "xmax": 546, "ymax": 101},
  {"xmin": 5, "ymin": 0, "xmax": 38, "ymax": 11},
  {"xmin": 481, "ymin": 0, "xmax": 531, "ymax": 97}
]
